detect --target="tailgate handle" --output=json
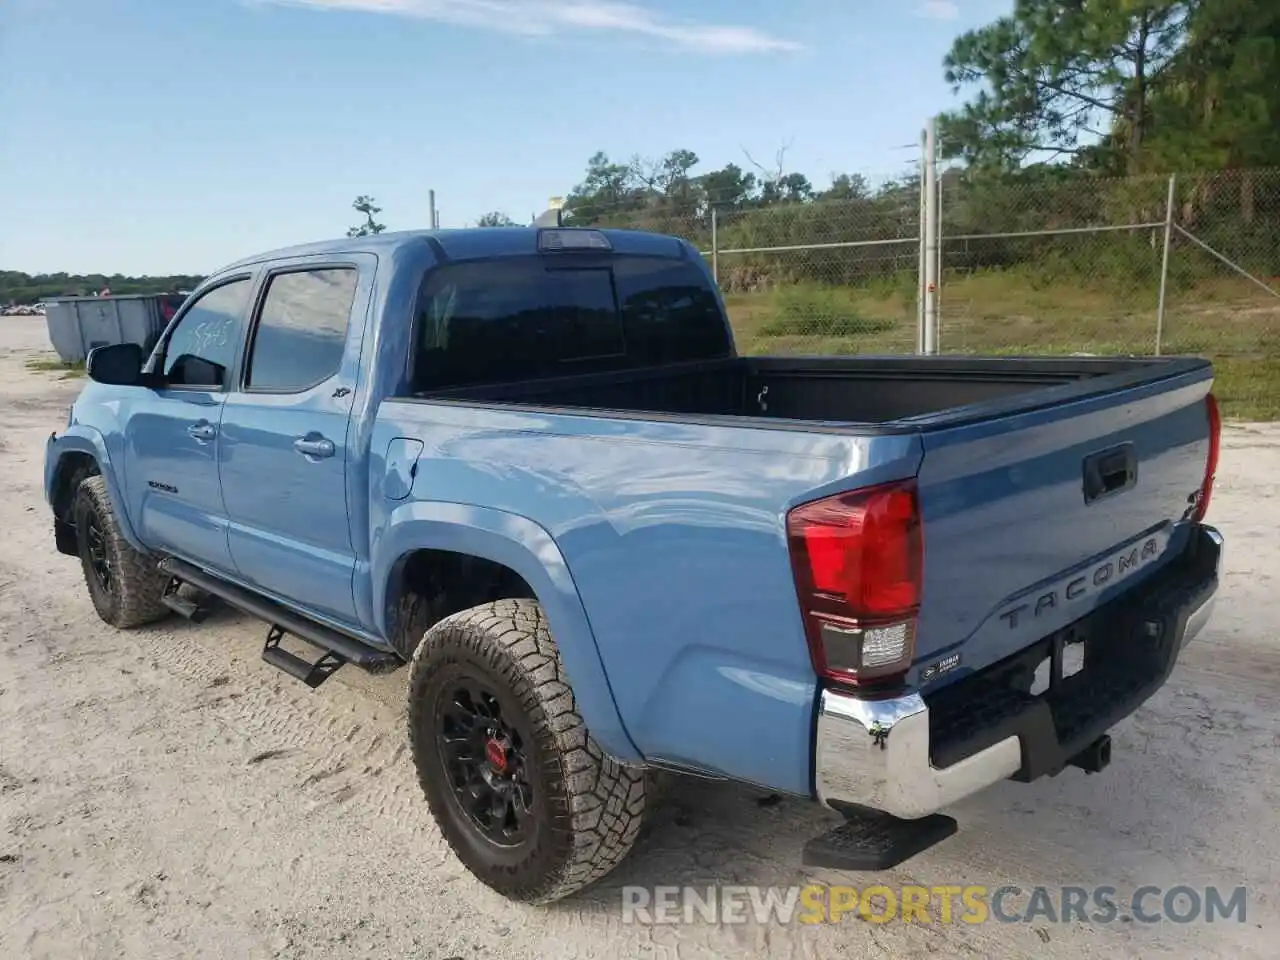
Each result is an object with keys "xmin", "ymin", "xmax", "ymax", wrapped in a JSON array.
[{"xmin": 1083, "ymin": 443, "xmax": 1137, "ymax": 504}]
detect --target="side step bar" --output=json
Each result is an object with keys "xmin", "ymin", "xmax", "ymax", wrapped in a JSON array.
[
  {"xmin": 262, "ymin": 625, "xmax": 346, "ymax": 689},
  {"xmin": 160, "ymin": 575, "xmax": 211, "ymax": 622},
  {"xmin": 157, "ymin": 558, "xmax": 400, "ymax": 687}
]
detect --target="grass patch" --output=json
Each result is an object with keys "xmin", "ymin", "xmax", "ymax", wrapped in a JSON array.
[
  {"xmin": 727, "ymin": 284, "xmax": 916, "ymax": 354},
  {"xmin": 754, "ymin": 286, "xmax": 899, "ymax": 339},
  {"xmin": 758, "ymin": 314, "xmax": 897, "ymax": 338},
  {"xmin": 26, "ymin": 356, "xmax": 85, "ymax": 378},
  {"xmin": 1206, "ymin": 357, "xmax": 1280, "ymax": 421}
]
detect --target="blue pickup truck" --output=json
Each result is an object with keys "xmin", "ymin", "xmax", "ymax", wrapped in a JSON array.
[{"xmin": 44, "ymin": 221, "xmax": 1223, "ymax": 903}]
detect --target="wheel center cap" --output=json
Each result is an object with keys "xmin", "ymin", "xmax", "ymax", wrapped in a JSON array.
[{"xmin": 484, "ymin": 737, "xmax": 508, "ymax": 773}]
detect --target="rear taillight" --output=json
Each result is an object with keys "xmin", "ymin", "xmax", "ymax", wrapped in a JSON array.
[
  {"xmin": 1191, "ymin": 393, "xmax": 1221, "ymax": 523},
  {"xmin": 786, "ymin": 480, "xmax": 923, "ymax": 689}
]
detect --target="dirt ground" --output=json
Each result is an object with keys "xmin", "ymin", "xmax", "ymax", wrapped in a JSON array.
[{"xmin": 1, "ymin": 315, "xmax": 1277, "ymax": 959}]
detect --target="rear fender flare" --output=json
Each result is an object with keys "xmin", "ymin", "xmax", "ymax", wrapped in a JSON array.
[{"xmin": 374, "ymin": 501, "xmax": 642, "ymax": 763}]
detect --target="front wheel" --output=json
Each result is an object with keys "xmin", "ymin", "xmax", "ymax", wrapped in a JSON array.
[
  {"xmin": 72, "ymin": 476, "xmax": 170, "ymax": 629},
  {"xmin": 407, "ymin": 598, "xmax": 646, "ymax": 903}
]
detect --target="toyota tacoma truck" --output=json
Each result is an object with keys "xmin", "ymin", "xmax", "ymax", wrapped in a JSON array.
[{"xmin": 43, "ymin": 219, "xmax": 1223, "ymax": 903}]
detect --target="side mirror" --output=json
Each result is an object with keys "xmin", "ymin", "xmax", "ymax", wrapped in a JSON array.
[
  {"xmin": 86, "ymin": 343, "xmax": 144, "ymax": 386},
  {"xmin": 167, "ymin": 354, "xmax": 226, "ymax": 389}
]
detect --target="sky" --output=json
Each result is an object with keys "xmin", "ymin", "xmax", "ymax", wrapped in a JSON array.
[{"xmin": 0, "ymin": 0, "xmax": 1009, "ymax": 276}]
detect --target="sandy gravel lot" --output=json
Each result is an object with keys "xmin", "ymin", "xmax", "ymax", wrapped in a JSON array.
[{"xmin": 1, "ymin": 315, "xmax": 1277, "ymax": 959}]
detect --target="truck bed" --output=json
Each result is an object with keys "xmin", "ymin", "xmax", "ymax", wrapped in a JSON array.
[
  {"xmin": 416, "ymin": 354, "xmax": 1209, "ymax": 430},
  {"xmin": 385, "ymin": 349, "xmax": 1215, "ymax": 793}
]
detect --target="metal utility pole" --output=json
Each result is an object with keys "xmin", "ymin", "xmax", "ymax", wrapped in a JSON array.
[
  {"xmin": 918, "ymin": 127, "xmax": 928, "ymax": 353},
  {"xmin": 923, "ymin": 117, "xmax": 940, "ymax": 355},
  {"xmin": 429, "ymin": 190, "xmax": 438, "ymax": 230}
]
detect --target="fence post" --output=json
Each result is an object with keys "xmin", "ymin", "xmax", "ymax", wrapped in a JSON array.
[
  {"xmin": 711, "ymin": 207, "xmax": 719, "ymax": 284},
  {"xmin": 923, "ymin": 117, "xmax": 939, "ymax": 355},
  {"xmin": 1155, "ymin": 174, "xmax": 1176, "ymax": 356},
  {"xmin": 918, "ymin": 127, "xmax": 927, "ymax": 353}
]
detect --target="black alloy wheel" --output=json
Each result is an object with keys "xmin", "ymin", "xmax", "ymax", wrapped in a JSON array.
[{"xmin": 436, "ymin": 674, "xmax": 536, "ymax": 847}]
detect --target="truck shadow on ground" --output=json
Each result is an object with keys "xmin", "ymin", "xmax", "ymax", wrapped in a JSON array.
[
  {"xmin": 148, "ymin": 603, "xmax": 1256, "ymax": 921},
  {"xmin": 552, "ymin": 714, "xmax": 1250, "ymax": 919},
  {"xmin": 565, "ymin": 776, "xmax": 933, "ymax": 910}
]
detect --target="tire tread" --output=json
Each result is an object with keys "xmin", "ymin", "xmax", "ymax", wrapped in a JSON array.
[
  {"xmin": 407, "ymin": 598, "xmax": 645, "ymax": 903},
  {"xmin": 74, "ymin": 476, "xmax": 170, "ymax": 629}
]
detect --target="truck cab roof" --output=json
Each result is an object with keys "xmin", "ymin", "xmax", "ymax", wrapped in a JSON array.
[{"xmin": 220, "ymin": 225, "xmax": 692, "ymax": 272}]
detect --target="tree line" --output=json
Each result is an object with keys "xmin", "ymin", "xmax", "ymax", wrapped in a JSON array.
[
  {"xmin": 462, "ymin": 0, "xmax": 1280, "ymax": 232},
  {"xmin": 939, "ymin": 0, "xmax": 1280, "ymax": 176},
  {"xmin": 526, "ymin": 0, "xmax": 1280, "ymax": 291},
  {"xmin": 1, "ymin": 270, "xmax": 204, "ymax": 306},
  {"xmin": 12, "ymin": 1, "xmax": 1279, "ymax": 300}
]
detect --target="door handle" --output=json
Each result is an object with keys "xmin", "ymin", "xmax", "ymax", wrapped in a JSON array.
[
  {"xmin": 293, "ymin": 435, "xmax": 336, "ymax": 459},
  {"xmin": 187, "ymin": 422, "xmax": 216, "ymax": 442}
]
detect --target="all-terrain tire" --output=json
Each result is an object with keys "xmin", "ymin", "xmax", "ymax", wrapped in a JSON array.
[
  {"xmin": 72, "ymin": 476, "xmax": 171, "ymax": 629},
  {"xmin": 408, "ymin": 598, "xmax": 646, "ymax": 903}
]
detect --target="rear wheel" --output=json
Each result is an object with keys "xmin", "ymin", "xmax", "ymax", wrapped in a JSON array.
[
  {"xmin": 72, "ymin": 476, "xmax": 170, "ymax": 628},
  {"xmin": 408, "ymin": 598, "xmax": 646, "ymax": 903}
]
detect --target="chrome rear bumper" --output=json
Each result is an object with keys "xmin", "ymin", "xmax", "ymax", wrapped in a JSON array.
[{"xmin": 814, "ymin": 524, "xmax": 1223, "ymax": 820}]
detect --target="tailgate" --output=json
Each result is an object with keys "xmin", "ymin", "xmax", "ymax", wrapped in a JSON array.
[{"xmin": 911, "ymin": 363, "xmax": 1215, "ymax": 687}]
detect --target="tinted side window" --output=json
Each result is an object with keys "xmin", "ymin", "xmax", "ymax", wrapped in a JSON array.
[
  {"xmin": 163, "ymin": 279, "xmax": 252, "ymax": 388},
  {"xmin": 247, "ymin": 268, "xmax": 358, "ymax": 391},
  {"xmin": 415, "ymin": 260, "xmax": 625, "ymax": 389}
]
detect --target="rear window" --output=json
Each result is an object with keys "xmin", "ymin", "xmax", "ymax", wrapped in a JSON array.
[{"xmin": 411, "ymin": 255, "xmax": 728, "ymax": 391}]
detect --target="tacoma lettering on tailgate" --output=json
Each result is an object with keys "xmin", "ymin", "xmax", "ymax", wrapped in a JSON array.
[{"xmin": 997, "ymin": 531, "xmax": 1170, "ymax": 630}]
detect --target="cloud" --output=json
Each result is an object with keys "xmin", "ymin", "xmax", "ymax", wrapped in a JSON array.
[
  {"xmin": 917, "ymin": 0, "xmax": 959, "ymax": 20},
  {"xmin": 256, "ymin": 0, "xmax": 802, "ymax": 54}
]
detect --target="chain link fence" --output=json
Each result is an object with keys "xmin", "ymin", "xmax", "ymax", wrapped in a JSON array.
[
  {"xmin": 937, "ymin": 167, "xmax": 1280, "ymax": 416},
  {"xmin": 1160, "ymin": 169, "xmax": 1280, "ymax": 417},
  {"xmin": 570, "ymin": 164, "xmax": 1280, "ymax": 417},
  {"xmin": 577, "ymin": 181, "xmax": 924, "ymax": 358},
  {"xmin": 711, "ymin": 194, "xmax": 920, "ymax": 356},
  {"xmin": 938, "ymin": 172, "xmax": 1173, "ymax": 355}
]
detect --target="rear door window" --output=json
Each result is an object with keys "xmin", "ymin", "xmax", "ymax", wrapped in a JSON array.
[{"xmin": 245, "ymin": 267, "xmax": 358, "ymax": 392}]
